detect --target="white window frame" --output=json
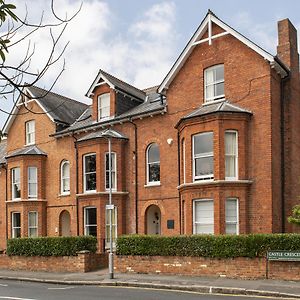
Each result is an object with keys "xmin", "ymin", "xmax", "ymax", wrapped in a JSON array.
[
  {"xmin": 204, "ymin": 64, "xmax": 225, "ymax": 102},
  {"xmin": 105, "ymin": 152, "xmax": 117, "ymax": 191},
  {"xmin": 28, "ymin": 166, "xmax": 37, "ymax": 199},
  {"xmin": 225, "ymin": 130, "xmax": 238, "ymax": 180},
  {"xmin": 12, "ymin": 212, "xmax": 21, "ymax": 238},
  {"xmin": 12, "ymin": 167, "xmax": 21, "ymax": 200},
  {"xmin": 25, "ymin": 120, "xmax": 35, "ymax": 145},
  {"xmin": 28, "ymin": 211, "xmax": 38, "ymax": 238},
  {"xmin": 105, "ymin": 206, "xmax": 117, "ymax": 249},
  {"xmin": 61, "ymin": 160, "xmax": 70, "ymax": 195},
  {"xmin": 193, "ymin": 199, "xmax": 214, "ymax": 234},
  {"xmin": 84, "ymin": 207, "xmax": 97, "ymax": 236},
  {"xmin": 98, "ymin": 93, "xmax": 110, "ymax": 121},
  {"xmin": 225, "ymin": 198, "xmax": 239, "ymax": 235},
  {"xmin": 146, "ymin": 143, "xmax": 160, "ymax": 185},
  {"xmin": 193, "ymin": 132, "xmax": 214, "ymax": 181},
  {"xmin": 83, "ymin": 153, "xmax": 96, "ymax": 193}
]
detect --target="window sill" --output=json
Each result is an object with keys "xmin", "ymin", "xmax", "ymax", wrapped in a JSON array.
[
  {"xmin": 58, "ymin": 193, "xmax": 71, "ymax": 197},
  {"xmin": 144, "ymin": 182, "xmax": 161, "ymax": 188},
  {"xmin": 202, "ymin": 98, "xmax": 226, "ymax": 106}
]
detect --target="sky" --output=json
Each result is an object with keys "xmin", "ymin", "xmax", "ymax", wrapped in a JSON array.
[{"xmin": 1, "ymin": 0, "xmax": 300, "ymax": 129}]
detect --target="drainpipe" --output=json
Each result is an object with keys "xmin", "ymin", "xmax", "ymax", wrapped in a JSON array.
[
  {"xmin": 4, "ymin": 165, "xmax": 8, "ymax": 242},
  {"xmin": 73, "ymin": 134, "xmax": 79, "ymax": 236},
  {"xmin": 177, "ymin": 130, "xmax": 182, "ymax": 234},
  {"xmin": 280, "ymin": 74, "xmax": 289, "ymax": 233},
  {"xmin": 129, "ymin": 119, "xmax": 138, "ymax": 233}
]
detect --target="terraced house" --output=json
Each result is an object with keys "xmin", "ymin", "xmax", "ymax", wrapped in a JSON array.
[{"xmin": 0, "ymin": 11, "xmax": 299, "ymax": 250}]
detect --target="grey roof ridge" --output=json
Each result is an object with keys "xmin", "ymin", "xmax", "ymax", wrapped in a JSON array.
[
  {"xmin": 99, "ymin": 69, "xmax": 146, "ymax": 100},
  {"xmin": 29, "ymin": 85, "xmax": 88, "ymax": 107},
  {"xmin": 224, "ymin": 101, "xmax": 253, "ymax": 113},
  {"xmin": 175, "ymin": 100, "xmax": 252, "ymax": 128},
  {"xmin": 52, "ymin": 102, "xmax": 167, "ymax": 137},
  {"xmin": 72, "ymin": 106, "xmax": 92, "ymax": 125}
]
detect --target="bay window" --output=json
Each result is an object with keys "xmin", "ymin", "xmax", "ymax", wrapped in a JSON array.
[
  {"xmin": 12, "ymin": 212, "xmax": 21, "ymax": 238},
  {"xmin": 28, "ymin": 167, "xmax": 37, "ymax": 199},
  {"xmin": 193, "ymin": 132, "xmax": 214, "ymax": 181},
  {"xmin": 83, "ymin": 154, "xmax": 96, "ymax": 192},
  {"xmin": 12, "ymin": 167, "xmax": 21, "ymax": 200},
  {"xmin": 105, "ymin": 206, "xmax": 117, "ymax": 249},
  {"xmin": 28, "ymin": 211, "xmax": 38, "ymax": 237},
  {"xmin": 84, "ymin": 207, "xmax": 97, "ymax": 236},
  {"xmin": 105, "ymin": 152, "xmax": 116, "ymax": 190},
  {"xmin": 193, "ymin": 199, "xmax": 214, "ymax": 234},
  {"xmin": 225, "ymin": 131, "xmax": 238, "ymax": 180},
  {"xmin": 225, "ymin": 198, "xmax": 239, "ymax": 234}
]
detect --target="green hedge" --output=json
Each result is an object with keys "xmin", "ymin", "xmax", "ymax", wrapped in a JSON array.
[
  {"xmin": 116, "ymin": 234, "xmax": 300, "ymax": 258},
  {"xmin": 7, "ymin": 236, "xmax": 97, "ymax": 256}
]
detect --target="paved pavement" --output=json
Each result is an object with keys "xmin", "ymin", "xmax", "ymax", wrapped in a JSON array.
[{"xmin": 0, "ymin": 268, "xmax": 299, "ymax": 299}]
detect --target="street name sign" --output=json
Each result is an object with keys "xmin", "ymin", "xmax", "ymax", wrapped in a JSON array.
[{"xmin": 267, "ymin": 251, "xmax": 300, "ymax": 261}]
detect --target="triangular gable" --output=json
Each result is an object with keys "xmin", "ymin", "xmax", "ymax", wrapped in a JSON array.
[
  {"xmin": 158, "ymin": 10, "xmax": 287, "ymax": 94},
  {"xmin": 86, "ymin": 71, "xmax": 117, "ymax": 98},
  {"xmin": 2, "ymin": 88, "xmax": 55, "ymax": 135}
]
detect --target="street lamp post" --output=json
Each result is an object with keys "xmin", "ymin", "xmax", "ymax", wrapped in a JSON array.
[{"xmin": 108, "ymin": 136, "xmax": 114, "ymax": 279}]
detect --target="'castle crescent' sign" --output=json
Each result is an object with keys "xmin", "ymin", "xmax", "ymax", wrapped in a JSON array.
[{"xmin": 267, "ymin": 251, "xmax": 300, "ymax": 261}]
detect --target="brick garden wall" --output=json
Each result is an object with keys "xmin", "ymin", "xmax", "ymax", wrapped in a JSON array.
[
  {"xmin": 115, "ymin": 255, "xmax": 300, "ymax": 281},
  {"xmin": 0, "ymin": 252, "xmax": 107, "ymax": 273}
]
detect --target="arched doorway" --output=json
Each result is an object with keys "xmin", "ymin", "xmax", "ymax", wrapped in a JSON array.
[
  {"xmin": 146, "ymin": 205, "xmax": 161, "ymax": 235},
  {"xmin": 59, "ymin": 210, "xmax": 71, "ymax": 236}
]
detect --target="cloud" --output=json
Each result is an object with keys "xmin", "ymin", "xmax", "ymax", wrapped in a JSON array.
[
  {"xmin": 232, "ymin": 11, "xmax": 277, "ymax": 54},
  {"xmin": 0, "ymin": 1, "xmax": 179, "ymax": 127}
]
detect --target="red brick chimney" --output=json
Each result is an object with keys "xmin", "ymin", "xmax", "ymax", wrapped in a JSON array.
[{"xmin": 277, "ymin": 18, "xmax": 299, "ymax": 75}]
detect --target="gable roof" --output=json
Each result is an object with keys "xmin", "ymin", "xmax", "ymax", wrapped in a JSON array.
[
  {"xmin": 30, "ymin": 86, "xmax": 89, "ymax": 125},
  {"xmin": 2, "ymin": 86, "xmax": 89, "ymax": 134},
  {"xmin": 158, "ymin": 10, "xmax": 287, "ymax": 94},
  {"xmin": 0, "ymin": 140, "xmax": 7, "ymax": 165},
  {"xmin": 5, "ymin": 144, "xmax": 47, "ymax": 159},
  {"xmin": 86, "ymin": 69, "xmax": 146, "ymax": 101}
]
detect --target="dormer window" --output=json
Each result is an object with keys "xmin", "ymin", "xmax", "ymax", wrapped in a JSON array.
[
  {"xmin": 98, "ymin": 93, "xmax": 110, "ymax": 121},
  {"xmin": 204, "ymin": 64, "xmax": 224, "ymax": 102},
  {"xmin": 25, "ymin": 120, "xmax": 35, "ymax": 145}
]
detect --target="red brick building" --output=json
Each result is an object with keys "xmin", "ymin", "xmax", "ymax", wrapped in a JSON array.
[{"xmin": 0, "ymin": 11, "xmax": 299, "ymax": 250}]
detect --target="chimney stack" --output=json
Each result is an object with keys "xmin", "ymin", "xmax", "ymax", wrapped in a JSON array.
[{"xmin": 277, "ymin": 18, "xmax": 299, "ymax": 75}]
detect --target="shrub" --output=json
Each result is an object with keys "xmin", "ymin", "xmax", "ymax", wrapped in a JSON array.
[
  {"xmin": 7, "ymin": 236, "xmax": 97, "ymax": 256},
  {"xmin": 116, "ymin": 234, "xmax": 300, "ymax": 258}
]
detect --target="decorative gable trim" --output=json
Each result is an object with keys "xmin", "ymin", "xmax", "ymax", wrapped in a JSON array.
[
  {"xmin": 158, "ymin": 10, "xmax": 287, "ymax": 94},
  {"xmin": 2, "ymin": 88, "xmax": 55, "ymax": 135},
  {"xmin": 86, "ymin": 71, "xmax": 115, "ymax": 98}
]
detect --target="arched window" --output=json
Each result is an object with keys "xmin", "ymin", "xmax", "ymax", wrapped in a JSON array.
[
  {"xmin": 146, "ymin": 143, "xmax": 160, "ymax": 185},
  {"xmin": 61, "ymin": 160, "xmax": 70, "ymax": 195}
]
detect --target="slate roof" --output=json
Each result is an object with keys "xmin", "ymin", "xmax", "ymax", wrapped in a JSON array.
[
  {"xmin": 0, "ymin": 140, "xmax": 7, "ymax": 164},
  {"xmin": 77, "ymin": 129, "xmax": 128, "ymax": 142},
  {"xmin": 6, "ymin": 145, "xmax": 47, "ymax": 159},
  {"xmin": 182, "ymin": 100, "xmax": 252, "ymax": 120},
  {"xmin": 175, "ymin": 100, "xmax": 252, "ymax": 128},
  {"xmin": 29, "ymin": 86, "xmax": 89, "ymax": 125},
  {"xmin": 54, "ymin": 96, "xmax": 166, "ymax": 136},
  {"xmin": 87, "ymin": 69, "xmax": 146, "ymax": 101}
]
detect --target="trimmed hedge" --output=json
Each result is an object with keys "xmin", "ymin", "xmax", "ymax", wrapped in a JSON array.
[
  {"xmin": 7, "ymin": 236, "xmax": 97, "ymax": 256},
  {"xmin": 116, "ymin": 234, "xmax": 300, "ymax": 258}
]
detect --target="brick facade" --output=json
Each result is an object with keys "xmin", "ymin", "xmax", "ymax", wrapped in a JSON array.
[{"xmin": 0, "ymin": 12, "xmax": 299, "ymax": 252}]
